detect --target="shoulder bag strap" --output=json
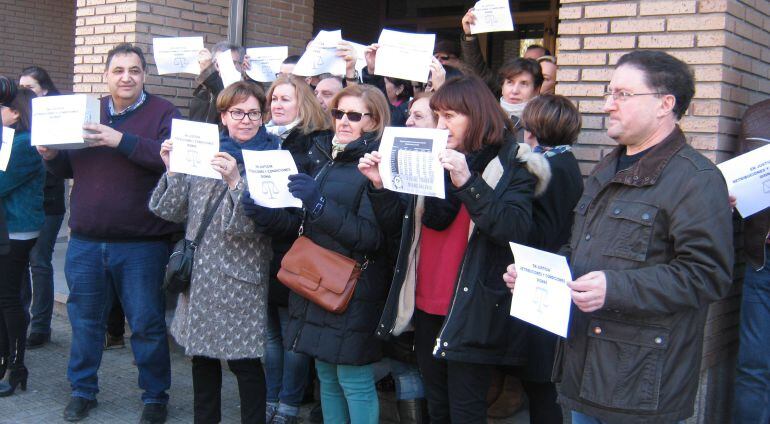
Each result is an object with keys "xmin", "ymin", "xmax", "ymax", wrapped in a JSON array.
[{"xmin": 192, "ymin": 186, "xmax": 229, "ymax": 247}]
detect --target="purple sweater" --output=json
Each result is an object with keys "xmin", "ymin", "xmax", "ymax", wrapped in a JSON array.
[{"xmin": 46, "ymin": 93, "xmax": 182, "ymax": 241}]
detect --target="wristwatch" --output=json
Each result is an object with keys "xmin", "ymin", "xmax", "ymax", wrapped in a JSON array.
[
  {"xmin": 230, "ymin": 179, "xmax": 244, "ymax": 191},
  {"xmin": 345, "ymin": 70, "xmax": 360, "ymax": 82}
]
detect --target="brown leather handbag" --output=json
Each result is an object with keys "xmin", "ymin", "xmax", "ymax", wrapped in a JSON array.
[{"xmin": 277, "ymin": 235, "xmax": 364, "ymax": 314}]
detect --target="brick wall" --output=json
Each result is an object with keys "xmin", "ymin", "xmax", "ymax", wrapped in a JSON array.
[
  {"xmin": 0, "ymin": 0, "xmax": 75, "ymax": 92},
  {"xmin": 243, "ymin": 0, "xmax": 315, "ymax": 56},
  {"xmin": 74, "ymin": 0, "xmax": 230, "ymax": 116},
  {"xmin": 556, "ymin": 0, "xmax": 770, "ymax": 173}
]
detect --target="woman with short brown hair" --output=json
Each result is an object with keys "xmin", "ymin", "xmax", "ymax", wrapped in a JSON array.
[
  {"xmin": 242, "ymin": 83, "xmax": 392, "ymax": 423},
  {"xmin": 151, "ymin": 81, "xmax": 279, "ymax": 423},
  {"xmin": 359, "ymin": 75, "xmax": 551, "ymax": 422}
]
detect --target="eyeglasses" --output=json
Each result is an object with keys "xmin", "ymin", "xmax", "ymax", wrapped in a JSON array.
[
  {"xmin": 330, "ymin": 108, "xmax": 371, "ymax": 122},
  {"xmin": 603, "ymin": 91, "xmax": 663, "ymax": 102},
  {"xmin": 228, "ymin": 110, "xmax": 262, "ymax": 121}
]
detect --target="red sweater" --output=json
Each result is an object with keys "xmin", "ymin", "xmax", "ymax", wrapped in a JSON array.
[{"xmin": 416, "ymin": 205, "xmax": 471, "ymax": 316}]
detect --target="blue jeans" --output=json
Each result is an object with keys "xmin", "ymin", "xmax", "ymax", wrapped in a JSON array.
[
  {"xmin": 265, "ymin": 304, "xmax": 311, "ymax": 416},
  {"xmin": 372, "ymin": 357, "xmax": 424, "ymax": 400},
  {"xmin": 572, "ymin": 411, "xmax": 685, "ymax": 424},
  {"xmin": 20, "ymin": 214, "xmax": 64, "ymax": 335},
  {"xmin": 315, "ymin": 360, "xmax": 378, "ymax": 424},
  {"xmin": 65, "ymin": 237, "xmax": 171, "ymax": 404},
  {"xmin": 734, "ymin": 252, "xmax": 770, "ymax": 424}
]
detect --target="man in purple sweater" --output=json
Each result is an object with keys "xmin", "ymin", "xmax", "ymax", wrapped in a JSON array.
[{"xmin": 37, "ymin": 43, "xmax": 180, "ymax": 424}]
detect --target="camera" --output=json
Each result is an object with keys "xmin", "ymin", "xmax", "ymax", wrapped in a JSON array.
[{"xmin": 0, "ymin": 75, "xmax": 17, "ymax": 106}]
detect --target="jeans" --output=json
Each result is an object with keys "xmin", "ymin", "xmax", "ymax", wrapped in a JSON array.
[
  {"xmin": 65, "ymin": 237, "xmax": 171, "ymax": 404},
  {"xmin": 192, "ymin": 355, "xmax": 266, "ymax": 424},
  {"xmin": 572, "ymin": 411, "xmax": 685, "ymax": 424},
  {"xmin": 0, "ymin": 239, "xmax": 36, "ymax": 366},
  {"xmin": 20, "ymin": 214, "xmax": 64, "ymax": 335},
  {"xmin": 414, "ymin": 309, "xmax": 493, "ymax": 424},
  {"xmin": 315, "ymin": 360, "xmax": 378, "ymax": 424},
  {"xmin": 264, "ymin": 304, "xmax": 311, "ymax": 416},
  {"xmin": 733, "ymin": 250, "xmax": 770, "ymax": 424},
  {"xmin": 372, "ymin": 357, "xmax": 425, "ymax": 400}
]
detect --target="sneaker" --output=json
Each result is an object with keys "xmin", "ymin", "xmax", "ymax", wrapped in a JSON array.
[
  {"xmin": 266, "ymin": 403, "xmax": 278, "ymax": 423},
  {"xmin": 273, "ymin": 413, "xmax": 300, "ymax": 424},
  {"xmin": 63, "ymin": 397, "xmax": 97, "ymax": 422},
  {"xmin": 104, "ymin": 334, "xmax": 125, "ymax": 350},
  {"xmin": 26, "ymin": 332, "xmax": 51, "ymax": 349},
  {"xmin": 139, "ymin": 403, "xmax": 167, "ymax": 424}
]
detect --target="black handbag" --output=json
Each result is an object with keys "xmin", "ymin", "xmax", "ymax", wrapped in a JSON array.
[{"xmin": 163, "ymin": 187, "xmax": 229, "ymax": 294}]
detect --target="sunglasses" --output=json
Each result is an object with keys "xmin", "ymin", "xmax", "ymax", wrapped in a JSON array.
[{"xmin": 330, "ymin": 108, "xmax": 371, "ymax": 122}]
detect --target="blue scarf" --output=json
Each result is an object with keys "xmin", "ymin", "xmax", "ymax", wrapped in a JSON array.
[{"xmin": 219, "ymin": 126, "xmax": 280, "ymax": 165}]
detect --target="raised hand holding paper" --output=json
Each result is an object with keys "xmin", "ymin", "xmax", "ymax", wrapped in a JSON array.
[
  {"xmin": 0, "ymin": 126, "xmax": 14, "ymax": 171},
  {"xmin": 375, "ymin": 29, "xmax": 436, "ymax": 83},
  {"xmin": 717, "ymin": 142, "xmax": 770, "ymax": 218},
  {"xmin": 293, "ymin": 30, "xmax": 346, "ymax": 77},
  {"xmin": 245, "ymin": 46, "xmax": 289, "ymax": 82},
  {"xmin": 153, "ymin": 37, "xmax": 204, "ymax": 75},
  {"xmin": 216, "ymin": 50, "xmax": 242, "ymax": 88},
  {"xmin": 470, "ymin": 0, "xmax": 515, "ymax": 34},
  {"xmin": 169, "ymin": 119, "xmax": 222, "ymax": 180},
  {"xmin": 31, "ymin": 94, "xmax": 100, "ymax": 149},
  {"xmin": 242, "ymin": 150, "xmax": 302, "ymax": 208},
  {"xmin": 509, "ymin": 242, "xmax": 572, "ymax": 337},
  {"xmin": 379, "ymin": 127, "xmax": 447, "ymax": 198}
]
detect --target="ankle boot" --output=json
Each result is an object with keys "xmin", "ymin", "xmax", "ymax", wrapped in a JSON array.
[
  {"xmin": 0, "ymin": 356, "xmax": 7, "ymax": 380},
  {"xmin": 397, "ymin": 398, "xmax": 429, "ymax": 424},
  {"xmin": 0, "ymin": 365, "xmax": 28, "ymax": 396}
]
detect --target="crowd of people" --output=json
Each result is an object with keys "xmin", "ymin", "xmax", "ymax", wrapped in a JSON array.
[{"xmin": 0, "ymin": 7, "xmax": 768, "ymax": 424}]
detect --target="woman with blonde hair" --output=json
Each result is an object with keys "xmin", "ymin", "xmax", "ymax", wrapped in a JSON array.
[
  {"xmin": 150, "ymin": 81, "xmax": 279, "ymax": 423},
  {"xmin": 257, "ymin": 76, "xmax": 332, "ymax": 423},
  {"xmin": 242, "ymin": 84, "xmax": 391, "ymax": 424}
]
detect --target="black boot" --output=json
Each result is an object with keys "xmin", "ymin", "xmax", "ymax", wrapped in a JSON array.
[
  {"xmin": 0, "ymin": 338, "xmax": 27, "ymax": 397},
  {"xmin": 0, "ymin": 365, "xmax": 28, "ymax": 396},
  {"xmin": 397, "ymin": 398, "xmax": 429, "ymax": 424},
  {"xmin": 0, "ymin": 356, "xmax": 7, "ymax": 380}
]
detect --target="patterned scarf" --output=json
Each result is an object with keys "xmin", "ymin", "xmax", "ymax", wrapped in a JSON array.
[
  {"xmin": 265, "ymin": 119, "xmax": 299, "ymax": 141},
  {"xmin": 534, "ymin": 144, "xmax": 572, "ymax": 158}
]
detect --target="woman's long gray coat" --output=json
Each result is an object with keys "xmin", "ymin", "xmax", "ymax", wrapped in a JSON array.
[{"xmin": 150, "ymin": 172, "xmax": 270, "ymax": 360}]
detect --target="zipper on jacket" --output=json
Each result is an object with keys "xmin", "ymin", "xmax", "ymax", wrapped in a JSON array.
[{"xmin": 433, "ymin": 253, "xmax": 470, "ymax": 356}]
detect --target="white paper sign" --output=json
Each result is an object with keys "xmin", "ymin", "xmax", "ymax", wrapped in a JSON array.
[
  {"xmin": 509, "ymin": 242, "xmax": 573, "ymax": 338},
  {"xmin": 718, "ymin": 142, "xmax": 770, "ymax": 218},
  {"xmin": 379, "ymin": 127, "xmax": 447, "ymax": 198},
  {"xmin": 169, "ymin": 119, "xmax": 221, "ymax": 180},
  {"xmin": 349, "ymin": 41, "xmax": 368, "ymax": 75},
  {"xmin": 375, "ymin": 29, "xmax": 435, "ymax": 83},
  {"xmin": 242, "ymin": 150, "xmax": 302, "ymax": 208},
  {"xmin": 293, "ymin": 30, "xmax": 346, "ymax": 77},
  {"xmin": 470, "ymin": 0, "xmax": 515, "ymax": 34},
  {"xmin": 31, "ymin": 94, "xmax": 100, "ymax": 149},
  {"xmin": 0, "ymin": 127, "xmax": 15, "ymax": 171},
  {"xmin": 153, "ymin": 37, "xmax": 204, "ymax": 75},
  {"xmin": 216, "ymin": 50, "xmax": 242, "ymax": 89},
  {"xmin": 245, "ymin": 46, "xmax": 289, "ymax": 82}
]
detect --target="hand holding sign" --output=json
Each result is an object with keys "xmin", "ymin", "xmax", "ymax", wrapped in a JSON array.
[{"xmin": 242, "ymin": 150, "xmax": 302, "ymax": 208}]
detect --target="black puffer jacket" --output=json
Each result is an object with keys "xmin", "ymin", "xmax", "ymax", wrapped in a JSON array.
[
  {"xmin": 257, "ymin": 132, "xmax": 390, "ymax": 365},
  {"xmin": 373, "ymin": 134, "xmax": 550, "ymax": 366},
  {"xmin": 266, "ymin": 128, "xmax": 332, "ymax": 307}
]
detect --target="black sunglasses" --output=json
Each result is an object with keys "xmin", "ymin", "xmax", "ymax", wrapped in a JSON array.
[{"xmin": 330, "ymin": 108, "xmax": 371, "ymax": 122}]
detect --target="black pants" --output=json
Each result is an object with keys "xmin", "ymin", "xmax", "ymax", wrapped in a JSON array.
[
  {"xmin": 192, "ymin": 355, "xmax": 266, "ymax": 424},
  {"xmin": 413, "ymin": 309, "xmax": 494, "ymax": 424},
  {"xmin": 0, "ymin": 239, "xmax": 36, "ymax": 367},
  {"xmin": 522, "ymin": 380, "xmax": 561, "ymax": 424}
]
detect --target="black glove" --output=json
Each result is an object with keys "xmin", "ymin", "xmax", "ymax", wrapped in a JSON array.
[
  {"xmin": 241, "ymin": 190, "xmax": 278, "ymax": 225},
  {"xmin": 287, "ymin": 173, "xmax": 323, "ymax": 211}
]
